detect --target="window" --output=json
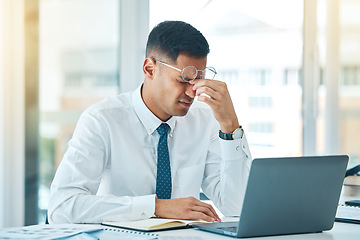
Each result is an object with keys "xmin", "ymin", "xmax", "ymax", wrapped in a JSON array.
[
  {"xmin": 20, "ymin": 0, "xmax": 359, "ymax": 226},
  {"xmin": 38, "ymin": 0, "xmax": 120, "ymax": 223},
  {"xmin": 284, "ymin": 69, "xmax": 300, "ymax": 86},
  {"xmin": 249, "ymin": 96, "xmax": 272, "ymax": 108},
  {"xmin": 338, "ymin": 0, "xmax": 360, "ymax": 167},
  {"xmin": 316, "ymin": 0, "xmax": 360, "ymax": 167},
  {"xmin": 249, "ymin": 122, "xmax": 273, "ymax": 133},
  {"xmin": 150, "ymin": 0, "xmax": 303, "ymax": 158},
  {"xmin": 248, "ymin": 70, "xmax": 272, "ymax": 86},
  {"xmin": 342, "ymin": 66, "xmax": 360, "ymax": 86}
]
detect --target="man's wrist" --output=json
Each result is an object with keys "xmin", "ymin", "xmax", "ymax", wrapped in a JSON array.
[
  {"xmin": 219, "ymin": 119, "xmax": 240, "ymax": 133},
  {"xmin": 219, "ymin": 126, "xmax": 243, "ymax": 140},
  {"xmin": 154, "ymin": 198, "xmax": 165, "ymax": 218}
]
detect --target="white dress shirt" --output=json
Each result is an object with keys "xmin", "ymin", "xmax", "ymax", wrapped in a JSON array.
[{"xmin": 48, "ymin": 84, "xmax": 252, "ymax": 224}]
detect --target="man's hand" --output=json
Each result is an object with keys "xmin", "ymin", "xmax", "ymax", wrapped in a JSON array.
[
  {"xmin": 191, "ymin": 79, "xmax": 239, "ymax": 133},
  {"xmin": 155, "ymin": 197, "xmax": 221, "ymax": 222}
]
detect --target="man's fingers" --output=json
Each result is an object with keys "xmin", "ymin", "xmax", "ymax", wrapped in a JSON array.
[
  {"xmin": 192, "ymin": 200, "xmax": 221, "ymax": 221},
  {"xmin": 195, "ymin": 86, "xmax": 218, "ymax": 99},
  {"xmin": 192, "ymin": 78, "xmax": 223, "ymax": 91},
  {"xmin": 202, "ymin": 203, "xmax": 221, "ymax": 221},
  {"xmin": 194, "ymin": 200, "xmax": 215, "ymax": 212},
  {"xmin": 192, "ymin": 205, "xmax": 219, "ymax": 221},
  {"xmin": 155, "ymin": 197, "xmax": 221, "ymax": 222},
  {"xmin": 189, "ymin": 211, "xmax": 216, "ymax": 222}
]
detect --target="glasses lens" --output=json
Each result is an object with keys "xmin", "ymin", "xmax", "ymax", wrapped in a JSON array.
[
  {"xmin": 182, "ymin": 66, "xmax": 197, "ymax": 81},
  {"xmin": 204, "ymin": 67, "xmax": 216, "ymax": 80}
]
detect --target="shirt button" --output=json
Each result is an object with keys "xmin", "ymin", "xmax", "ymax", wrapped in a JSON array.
[{"xmin": 236, "ymin": 146, "xmax": 241, "ymax": 151}]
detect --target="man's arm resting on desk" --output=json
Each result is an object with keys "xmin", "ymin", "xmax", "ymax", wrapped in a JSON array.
[
  {"xmin": 49, "ymin": 193, "xmax": 221, "ymax": 224},
  {"xmin": 49, "ymin": 193, "xmax": 156, "ymax": 223}
]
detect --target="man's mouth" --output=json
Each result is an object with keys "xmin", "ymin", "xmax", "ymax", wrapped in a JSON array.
[{"xmin": 178, "ymin": 100, "xmax": 193, "ymax": 107}]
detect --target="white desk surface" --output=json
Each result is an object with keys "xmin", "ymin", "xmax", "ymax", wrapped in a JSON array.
[{"xmin": 153, "ymin": 222, "xmax": 359, "ymax": 239}]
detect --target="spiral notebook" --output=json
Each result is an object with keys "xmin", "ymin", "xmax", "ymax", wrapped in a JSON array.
[
  {"xmin": 91, "ymin": 228, "xmax": 158, "ymax": 239},
  {"xmin": 335, "ymin": 204, "xmax": 360, "ymax": 224}
]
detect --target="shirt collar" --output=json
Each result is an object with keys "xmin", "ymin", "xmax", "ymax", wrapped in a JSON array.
[{"xmin": 132, "ymin": 84, "xmax": 177, "ymax": 136}]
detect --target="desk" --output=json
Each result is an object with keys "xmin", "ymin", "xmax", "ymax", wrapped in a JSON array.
[
  {"xmin": 94, "ymin": 220, "xmax": 360, "ymax": 240},
  {"xmin": 1, "ymin": 221, "xmax": 358, "ymax": 239},
  {"xmin": 153, "ymin": 222, "xmax": 359, "ymax": 239}
]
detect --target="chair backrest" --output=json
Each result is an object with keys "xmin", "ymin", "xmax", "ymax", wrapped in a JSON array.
[{"xmin": 45, "ymin": 211, "xmax": 49, "ymax": 224}]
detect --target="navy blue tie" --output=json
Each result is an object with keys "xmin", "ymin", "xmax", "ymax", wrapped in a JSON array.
[{"xmin": 156, "ymin": 123, "xmax": 172, "ymax": 199}]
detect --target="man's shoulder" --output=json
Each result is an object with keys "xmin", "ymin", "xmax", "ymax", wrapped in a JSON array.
[{"xmin": 84, "ymin": 92, "xmax": 133, "ymax": 116}]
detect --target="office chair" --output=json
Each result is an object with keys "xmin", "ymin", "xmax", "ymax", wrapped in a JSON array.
[
  {"xmin": 344, "ymin": 165, "xmax": 360, "ymax": 207},
  {"xmin": 345, "ymin": 165, "xmax": 360, "ymax": 177},
  {"xmin": 45, "ymin": 211, "xmax": 49, "ymax": 224}
]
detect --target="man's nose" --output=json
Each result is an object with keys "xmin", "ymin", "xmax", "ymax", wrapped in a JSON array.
[{"xmin": 185, "ymin": 83, "xmax": 196, "ymax": 98}]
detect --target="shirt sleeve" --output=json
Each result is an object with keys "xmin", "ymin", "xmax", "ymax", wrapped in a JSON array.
[
  {"xmin": 201, "ymin": 127, "xmax": 253, "ymax": 217},
  {"xmin": 48, "ymin": 110, "xmax": 155, "ymax": 224}
]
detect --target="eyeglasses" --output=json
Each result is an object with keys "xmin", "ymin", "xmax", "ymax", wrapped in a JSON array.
[{"xmin": 155, "ymin": 60, "xmax": 217, "ymax": 82}]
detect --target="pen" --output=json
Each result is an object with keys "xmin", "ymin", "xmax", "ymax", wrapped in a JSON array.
[{"xmin": 82, "ymin": 232, "xmax": 99, "ymax": 240}]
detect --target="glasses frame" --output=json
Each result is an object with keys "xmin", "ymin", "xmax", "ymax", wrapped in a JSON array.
[{"xmin": 155, "ymin": 60, "xmax": 217, "ymax": 82}]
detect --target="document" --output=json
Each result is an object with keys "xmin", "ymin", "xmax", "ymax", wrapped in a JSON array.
[
  {"xmin": 102, "ymin": 218, "xmax": 206, "ymax": 232},
  {"xmin": 0, "ymin": 224, "xmax": 102, "ymax": 239},
  {"xmin": 0, "ymin": 224, "xmax": 158, "ymax": 240}
]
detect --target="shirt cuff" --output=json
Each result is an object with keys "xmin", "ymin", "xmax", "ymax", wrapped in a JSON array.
[
  {"xmin": 219, "ymin": 138, "xmax": 248, "ymax": 161},
  {"xmin": 132, "ymin": 194, "xmax": 156, "ymax": 220}
]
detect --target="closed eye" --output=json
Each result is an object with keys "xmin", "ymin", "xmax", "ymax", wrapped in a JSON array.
[{"xmin": 176, "ymin": 78, "xmax": 188, "ymax": 84}]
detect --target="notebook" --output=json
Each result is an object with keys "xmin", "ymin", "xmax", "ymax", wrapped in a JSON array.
[
  {"xmin": 102, "ymin": 218, "xmax": 205, "ymax": 232},
  {"xmin": 335, "ymin": 204, "xmax": 360, "ymax": 224},
  {"xmin": 193, "ymin": 155, "xmax": 349, "ymax": 238},
  {"xmin": 92, "ymin": 228, "xmax": 157, "ymax": 240}
]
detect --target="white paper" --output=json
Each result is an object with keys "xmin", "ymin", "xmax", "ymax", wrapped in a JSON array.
[{"xmin": 0, "ymin": 224, "xmax": 102, "ymax": 240}]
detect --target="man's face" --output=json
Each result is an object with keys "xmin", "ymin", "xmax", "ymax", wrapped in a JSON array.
[{"xmin": 145, "ymin": 54, "xmax": 207, "ymax": 121}]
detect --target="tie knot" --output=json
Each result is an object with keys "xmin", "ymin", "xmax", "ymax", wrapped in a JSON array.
[{"xmin": 157, "ymin": 123, "xmax": 170, "ymax": 136}]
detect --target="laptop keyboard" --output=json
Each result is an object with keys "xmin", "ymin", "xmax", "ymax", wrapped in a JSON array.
[{"xmin": 217, "ymin": 226, "xmax": 237, "ymax": 233}]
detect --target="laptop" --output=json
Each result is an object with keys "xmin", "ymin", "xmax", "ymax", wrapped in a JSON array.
[{"xmin": 193, "ymin": 155, "xmax": 349, "ymax": 238}]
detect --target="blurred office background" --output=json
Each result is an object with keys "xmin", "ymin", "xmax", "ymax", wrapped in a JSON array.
[{"xmin": 0, "ymin": 0, "xmax": 359, "ymax": 227}]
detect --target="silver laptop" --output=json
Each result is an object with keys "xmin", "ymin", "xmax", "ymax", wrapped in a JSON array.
[{"xmin": 193, "ymin": 155, "xmax": 348, "ymax": 238}]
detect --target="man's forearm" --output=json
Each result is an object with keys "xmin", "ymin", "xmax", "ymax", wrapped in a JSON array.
[
  {"xmin": 48, "ymin": 192, "xmax": 155, "ymax": 224},
  {"xmin": 202, "ymin": 134, "xmax": 252, "ymax": 216}
]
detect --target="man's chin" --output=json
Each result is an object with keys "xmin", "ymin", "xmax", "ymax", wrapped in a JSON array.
[
  {"xmin": 173, "ymin": 104, "xmax": 192, "ymax": 116},
  {"xmin": 174, "ymin": 109, "xmax": 190, "ymax": 117}
]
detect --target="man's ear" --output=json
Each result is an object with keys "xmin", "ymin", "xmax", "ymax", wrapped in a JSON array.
[{"xmin": 143, "ymin": 57, "xmax": 156, "ymax": 79}]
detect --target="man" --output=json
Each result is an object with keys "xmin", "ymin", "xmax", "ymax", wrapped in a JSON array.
[{"xmin": 48, "ymin": 21, "xmax": 252, "ymax": 224}]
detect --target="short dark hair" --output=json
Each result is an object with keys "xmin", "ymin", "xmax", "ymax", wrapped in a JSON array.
[{"xmin": 146, "ymin": 21, "xmax": 210, "ymax": 63}]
